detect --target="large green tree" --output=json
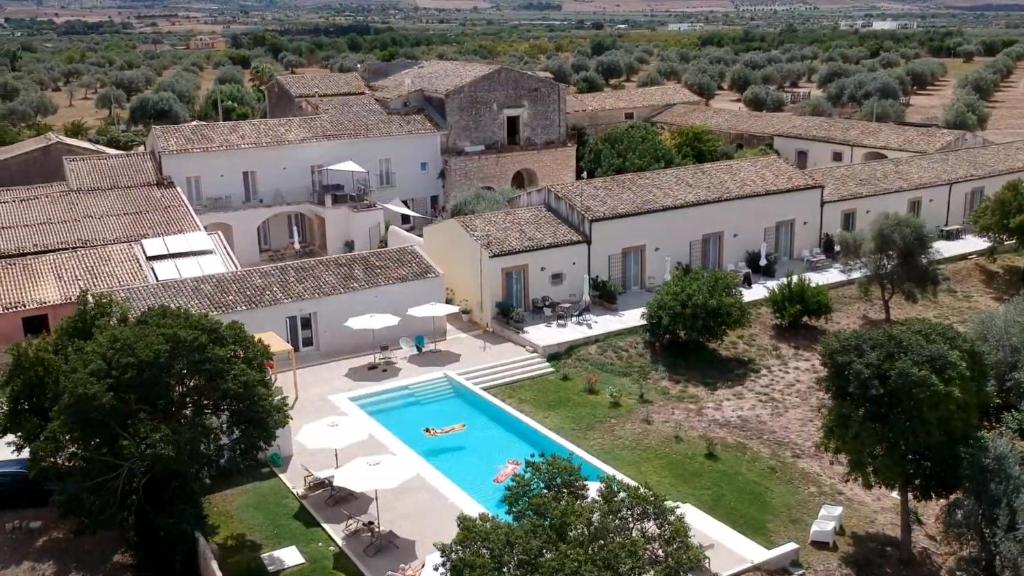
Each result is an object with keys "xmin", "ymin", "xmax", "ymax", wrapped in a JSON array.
[
  {"xmin": 667, "ymin": 125, "xmax": 727, "ymax": 165},
  {"xmin": 436, "ymin": 455, "xmax": 706, "ymax": 576},
  {"xmin": 971, "ymin": 179, "xmax": 1024, "ymax": 254},
  {"xmin": 0, "ymin": 294, "xmax": 290, "ymax": 574},
  {"xmin": 128, "ymin": 91, "xmax": 190, "ymax": 127},
  {"xmin": 839, "ymin": 212, "xmax": 940, "ymax": 321},
  {"xmin": 819, "ymin": 319, "xmax": 988, "ymax": 563},
  {"xmin": 643, "ymin": 267, "xmax": 750, "ymax": 347},
  {"xmin": 580, "ymin": 122, "xmax": 677, "ymax": 178},
  {"xmin": 972, "ymin": 296, "xmax": 1024, "ymax": 419}
]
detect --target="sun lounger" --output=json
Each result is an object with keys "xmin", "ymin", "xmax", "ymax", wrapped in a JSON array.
[
  {"xmin": 301, "ymin": 464, "xmax": 331, "ymax": 494},
  {"xmin": 808, "ymin": 519, "xmax": 837, "ymax": 546},
  {"xmin": 341, "ymin": 509, "xmax": 376, "ymax": 535},
  {"xmin": 817, "ymin": 503, "xmax": 844, "ymax": 529},
  {"xmin": 399, "ymin": 337, "xmax": 418, "ymax": 357}
]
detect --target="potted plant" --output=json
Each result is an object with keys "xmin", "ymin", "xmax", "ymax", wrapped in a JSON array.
[
  {"xmin": 458, "ymin": 299, "xmax": 471, "ymax": 321},
  {"xmin": 591, "ymin": 276, "xmax": 619, "ymax": 310},
  {"xmin": 510, "ymin": 308, "xmax": 526, "ymax": 328},
  {"xmin": 495, "ymin": 301, "xmax": 514, "ymax": 323}
]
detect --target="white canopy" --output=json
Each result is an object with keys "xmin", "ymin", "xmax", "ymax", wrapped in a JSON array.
[
  {"xmin": 324, "ymin": 160, "xmax": 368, "ymax": 174},
  {"xmin": 378, "ymin": 198, "xmax": 428, "ymax": 219},
  {"xmin": 407, "ymin": 302, "xmax": 460, "ymax": 318},
  {"xmin": 294, "ymin": 416, "xmax": 368, "ymax": 451},
  {"xmin": 344, "ymin": 313, "xmax": 401, "ymax": 331},
  {"xmin": 328, "ymin": 454, "xmax": 417, "ymax": 492}
]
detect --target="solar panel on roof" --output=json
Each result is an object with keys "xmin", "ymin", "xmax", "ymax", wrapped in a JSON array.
[
  {"xmin": 197, "ymin": 254, "xmax": 227, "ymax": 275},
  {"xmin": 184, "ymin": 232, "xmax": 215, "ymax": 252},
  {"xmin": 141, "ymin": 237, "xmax": 168, "ymax": 258},
  {"xmin": 152, "ymin": 260, "xmax": 181, "ymax": 281},
  {"xmin": 163, "ymin": 234, "xmax": 191, "ymax": 255},
  {"xmin": 175, "ymin": 258, "xmax": 203, "ymax": 278}
]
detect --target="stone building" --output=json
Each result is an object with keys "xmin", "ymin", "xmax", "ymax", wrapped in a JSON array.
[
  {"xmin": 264, "ymin": 72, "xmax": 368, "ymax": 120},
  {"xmin": 368, "ymin": 61, "xmax": 576, "ymax": 196},
  {"xmin": 0, "ymin": 133, "xmax": 119, "ymax": 188}
]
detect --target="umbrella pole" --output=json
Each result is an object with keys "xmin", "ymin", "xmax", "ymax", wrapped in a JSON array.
[
  {"xmin": 375, "ymin": 488, "xmax": 382, "ymax": 531},
  {"xmin": 432, "ymin": 316, "xmax": 438, "ymax": 352},
  {"xmin": 335, "ymin": 448, "xmax": 339, "ymax": 469}
]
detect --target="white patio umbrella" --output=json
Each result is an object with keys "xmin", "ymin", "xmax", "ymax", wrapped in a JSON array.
[
  {"xmin": 344, "ymin": 313, "xmax": 401, "ymax": 366},
  {"xmin": 759, "ymin": 241, "xmax": 769, "ymax": 268},
  {"xmin": 406, "ymin": 302, "xmax": 460, "ymax": 351},
  {"xmin": 291, "ymin": 222, "xmax": 301, "ymax": 251},
  {"xmin": 328, "ymin": 454, "xmax": 417, "ymax": 533},
  {"xmin": 581, "ymin": 275, "xmax": 591, "ymax": 306},
  {"xmin": 664, "ymin": 256, "xmax": 672, "ymax": 283},
  {"xmin": 295, "ymin": 415, "xmax": 369, "ymax": 468}
]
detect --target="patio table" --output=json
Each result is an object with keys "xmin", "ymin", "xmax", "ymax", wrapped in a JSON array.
[{"xmin": 938, "ymin": 225, "xmax": 965, "ymax": 241}]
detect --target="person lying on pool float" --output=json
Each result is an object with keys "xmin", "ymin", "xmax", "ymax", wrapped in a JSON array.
[
  {"xmin": 423, "ymin": 423, "xmax": 466, "ymax": 437},
  {"xmin": 493, "ymin": 459, "xmax": 522, "ymax": 484}
]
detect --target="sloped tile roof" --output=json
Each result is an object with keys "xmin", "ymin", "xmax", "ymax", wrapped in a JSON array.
[
  {"xmin": 0, "ymin": 182, "xmax": 201, "ymax": 257},
  {"xmin": 370, "ymin": 60, "xmax": 500, "ymax": 98},
  {"xmin": 455, "ymin": 206, "xmax": 586, "ymax": 256},
  {"xmin": 567, "ymin": 84, "xmax": 702, "ymax": 113},
  {"xmin": 152, "ymin": 96, "xmax": 439, "ymax": 154},
  {"xmin": 0, "ymin": 243, "xmax": 150, "ymax": 312},
  {"xmin": 0, "ymin": 181, "xmax": 70, "ymax": 199},
  {"xmin": 63, "ymin": 151, "xmax": 164, "ymax": 190},
  {"xmin": 0, "ymin": 132, "xmax": 119, "ymax": 161},
  {"xmin": 812, "ymin": 140, "xmax": 1024, "ymax": 202},
  {"xmin": 653, "ymin": 105, "xmax": 970, "ymax": 153},
  {"xmin": 273, "ymin": 72, "xmax": 367, "ymax": 97},
  {"xmin": 109, "ymin": 246, "xmax": 441, "ymax": 315},
  {"xmin": 547, "ymin": 156, "xmax": 821, "ymax": 221}
]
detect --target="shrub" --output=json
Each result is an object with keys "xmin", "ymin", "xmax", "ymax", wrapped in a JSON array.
[
  {"xmin": 584, "ymin": 373, "xmax": 600, "ymax": 395},
  {"xmin": 857, "ymin": 97, "xmax": 906, "ymax": 122},
  {"xmin": 796, "ymin": 95, "xmax": 835, "ymax": 117},
  {"xmin": 636, "ymin": 70, "xmax": 664, "ymax": 88},
  {"xmin": 574, "ymin": 71, "xmax": 605, "ymax": 94},
  {"xmin": 590, "ymin": 276, "xmax": 618, "ymax": 304},
  {"xmin": 957, "ymin": 69, "xmax": 1001, "ymax": 101},
  {"xmin": 742, "ymin": 84, "xmax": 786, "ymax": 112},
  {"xmin": 643, "ymin": 268, "xmax": 750, "ymax": 346},
  {"xmin": 727, "ymin": 65, "xmax": 755, "ymax": 94},
  {"xmin": 684, "ymin": 69, "xmax": 718, "ymax": 104},
  {"xmin": 766, "ymin": 274, "xmax": 833, "ymax": 328},
  {"xmin": 607, "ymin": 385, "xmax": 622, "ymax": 407},
  {"xmin": 943, "ymin": 89, "xmax": 991, "ymax": 130},
  {"xmin": 449, "ymin": 187, "xmax": 515, "ymax": 216},
  {"xmin": 956, "ymin": 44, "xmax": 980, "ymax": 63}
]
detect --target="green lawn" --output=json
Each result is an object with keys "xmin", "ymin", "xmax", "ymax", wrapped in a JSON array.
[
  {"xmin": 204, "ymin": 469, "xmax": 363, "ymax": 576},
  {"xmin": 492, "ymin": 333, "xmax": 817, "ymax": 547}
]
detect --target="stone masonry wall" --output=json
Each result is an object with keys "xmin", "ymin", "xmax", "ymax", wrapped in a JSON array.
[{"xmin": 444, "ymin": 145, "xmax": 576, "ymax": 198}]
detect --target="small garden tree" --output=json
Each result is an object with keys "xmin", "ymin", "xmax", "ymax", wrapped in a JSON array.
[
  {"xmin": 581, "ymin": 122, "xmax": 678, "ymax": 177},
  {"xmin": 667, "ymin": 125, "xmax": 727, "ymax": 165},
  {"xmin": 943, "ymin": 89, "xmax": 991, "ymax": 131},
  {"xmin": 766, "ymin": 274, "xmax": 833, "ymax": 328},
  {"xmin": 972, "ymin": 296, "xmax": 1024, "ymax": 417},
  {"xmin": 840, "ymin": 212, "xmax": 940, "ymax": 322},
  {"xmin": 574, "ymin": 70, "xmax": 605, "ymax": 94},
  {"xmin": 643, "ymin": 268, "xmax": 750, "ymax": 347},
  {"xmin": 684, "ymin": 70, "xmax": 718, "ymax": 105},
  {"xmin": 820, "ymin": 319, "xmax": 989, "ymax": 564},
  {"xmin": 0, "ymin": 294, "xmax": 290, "ymax": 574},
  {"xmin": 796, "ymin": 95, "xmax": 835, "ymax": 117},
  {"xmin": 449, "ymin": 187, "xmax": 516, "ymax": 216},
  {"xmin": 128, "ymin": 92, "xmax": 190, "ymax": 127},
  {"xmin": 742, "ymin": 84, "xmax": 786, "ymax": 112},
  {"xmin": 971, "ymin": 179, "xmax": 1024, "ymax": 259},
  {"xmin": 61, "ymin": 118, "xmax": 90, "ymax": 139},
  {"xmin": 436, "ymin": 455, "xmax": 707, "ymax": 576}
]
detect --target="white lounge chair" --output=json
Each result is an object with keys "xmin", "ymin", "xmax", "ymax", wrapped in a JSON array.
[
  {"xmin": 399, "ymin": 337, "xmax": 418, "ymax": 357},
  {"xmin": 808, "ymin": 519, "xmax": 837, "ymax": 546},
  {"xmin": 818, "ymin": 503, "xmax": 844, "ymax": 529}
]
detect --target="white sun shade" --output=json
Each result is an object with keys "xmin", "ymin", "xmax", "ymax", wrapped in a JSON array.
[
  {"xmin": 344, "ymin": 313, "xmax": 401, "ymax": 331},
  {"xmin": 327, "ymin": 454, "xmax": 417, "ymax": 492},
  {"xmin": 295, "ymin": 416, "xmax": 369, "ymax": 451},
  {"xmin": 325, "ymin": 160, "xmax": 368, "ymax": 173},
  {"xmin": 406, "ymin": 302, "xmax": 460, "ymax": 318}
]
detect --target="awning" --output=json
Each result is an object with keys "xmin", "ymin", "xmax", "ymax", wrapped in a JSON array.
[
  {"xmin": 324, "ymin": 160, "xmax": 368, "ymax": 173},
  {"xmin": 378, "ymin": 198, "xmax": 428, "ymax": 219}
]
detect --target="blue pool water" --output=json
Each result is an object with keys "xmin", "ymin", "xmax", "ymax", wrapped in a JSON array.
[{"xmin": 352, "ymin": 375, "xmax": 604, "ymax": 519}]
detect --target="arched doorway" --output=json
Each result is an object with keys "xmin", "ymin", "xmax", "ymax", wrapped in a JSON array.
[
  {"xmin": 255, "ymin": 211, "xmax": 320, "ymax": 260},
  {"xmin": 205, "ymin": 222, "xmax": 234, "ymax": 250},
  {"xmin": 511, "ymin": 168, "xmax": 539, "ymax": 190},
  {"xmin": 861, "ymin": 151, "xmax": 889, "ymax": 162}
]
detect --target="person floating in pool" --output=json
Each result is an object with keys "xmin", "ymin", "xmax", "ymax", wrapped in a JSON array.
[
  {"xmin": 423, "ymin": 423, "xmax": 466, "ymax": 437},
  {"xmin": 493, "ymin": 459, "xmax": 522, "ymax": 484}
]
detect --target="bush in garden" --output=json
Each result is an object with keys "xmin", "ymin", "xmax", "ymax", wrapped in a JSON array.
[
  {"xmin": 643, "ymin": 268, "xmax": 750, "ymax": 347},
  {"xmin": 766, "ymin": 274, "xmax": 833, "ymax": 328},
  {"xmin": 742, "ymin": 84, "xmax": 786, "ymax": 112}
]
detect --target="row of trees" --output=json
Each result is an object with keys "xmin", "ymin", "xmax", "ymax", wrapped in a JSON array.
[{"xmin": 943, "ymin": 44, "xmax": 1024, "ymax": 130}]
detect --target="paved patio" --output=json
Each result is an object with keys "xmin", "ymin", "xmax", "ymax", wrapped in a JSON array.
[{"xmin": 271, "ymin": 327, "xmax": 529, "ymax": 576}]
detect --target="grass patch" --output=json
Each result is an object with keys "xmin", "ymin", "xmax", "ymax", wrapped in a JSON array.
[
  {"xmin": 204, "ymin": 468, "xmax": 363, "ymax": 576},
  {"xmin": 494, "ymin": 371, "xmax": 813, "ymax": 545}
]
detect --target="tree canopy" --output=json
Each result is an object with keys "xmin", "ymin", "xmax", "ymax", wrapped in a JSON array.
[
  {"xmin": 436, "ymin": 455, "xmax": 706, "ymax": 576},
  {"xmin": 643, "ymin": 267, "xmax": 751, "ymax": 347},
  {"xmin": 0, "ymin": 294, "xmax": 290, "ymax": 573},
  {"xmin": 819, "ymin": 318, "xmax": 989, "ymax": 563},
  {"xmin": 580, "ymin": 122, "xmax": 677, "ymax": 178},
  {"xmin": 128, "ymin": 91, "xmax": 190, "ymax": 127},
  {"xmin": 970, "ymin": 179, "xmax": 1024, "ymax": 251},
  {"xmin": 667, "ymin": 125, "xmax": 728, "ymax": 165}
]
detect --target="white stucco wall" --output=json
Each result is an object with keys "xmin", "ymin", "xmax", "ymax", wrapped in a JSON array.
[
  {"xmin": 773, "ymin": 136, "xmax": 916, "ymax": 169},
  {"xmin": 948, "ymin": 172, "xmax": 1024, "ymax": 226},
  {"xmin": 588, "ymin": 187, "xmax": 823, "ymax": 284},
  {"xmin": 422, "ymin": 220, "xmax": 484, "ymax": 319},
  {"xmin": 217, "ymin": 276, "xmax": 445, "ymax": 359},
  {"xmin": 484, "ymin": 244, "xmax": 589, "ymax": 322}
]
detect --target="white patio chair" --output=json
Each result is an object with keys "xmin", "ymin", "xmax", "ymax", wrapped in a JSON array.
[
  {"xmin": 399, "ymin": 337, "xmax": 418, "ymax": 357},
  {"xmin": 808, "ymin": 519, "xmax": 836, "ymax": 546},
  {"xmin": 542, "ymin": 307, "xmax": 555, "ymax": 322},
  {"xmin": 801, "ymin": 249, "xmax": 812, "ymax": 261},
  {"xmin": 818, "ymin": 503, "xmax": 844, "ymax": 529}
]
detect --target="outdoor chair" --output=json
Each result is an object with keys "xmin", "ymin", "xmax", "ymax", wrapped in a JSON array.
[
  {"xmin": 399, "ymin": 337, "xmax": 418, "ymax": 357},
  {"xmin": 540, "ymin": 295, "xmax": 555, "ymax": 309},
  {"xmin": 542, "ymin": 307, "xmax": 555, "ymax": 323},
  {"xmin": 575, "ymin": 302, "xmax": 592, "ymax": 323},
  {"xmin": 301, "ymin": 465, "xmax": 331, "ymax": 494},
  {"xmin": 342, "ymin": 509, "xmax": 376, "ymax": 535},
  {"xmin": 817, "ymin": 503, "xmax": 844, "ymax": 530},
  {"xmin": 556, "ymin": 309, "xmax": 568, "ymax": 327},
  {"xmin": 414, "ymin": 335, "xmax": 427, "ymax": 353},
  {"xmin": 531, "ymin": 298, "xmax": 545, "ymax": 318}
]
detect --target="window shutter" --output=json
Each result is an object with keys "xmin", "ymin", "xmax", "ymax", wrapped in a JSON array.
[
  {"xmin": 689, "ymin": 239, "xmax": 702, "ymax": 268},
  {"xmin": 763, "ymin": 225, "xmax": 775, "ymax": 253},
  {"xmin": 607, "ymin": 253, "xmax": 623, "ymax": 291}
]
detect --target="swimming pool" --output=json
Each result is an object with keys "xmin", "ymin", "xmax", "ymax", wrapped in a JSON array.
[{"xmin": 351, "ymin": 374, "xmax": 605, "ymax": 519}]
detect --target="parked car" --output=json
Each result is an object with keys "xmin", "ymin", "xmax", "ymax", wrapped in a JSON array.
[{"xmin": 0, "ymin": 458, "xmax": 52, "ymax": 508}]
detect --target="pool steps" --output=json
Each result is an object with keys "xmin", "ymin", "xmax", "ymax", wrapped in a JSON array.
[{"xmin": 455, "ymin": 354, "xmax": 554, "ymax": 389}]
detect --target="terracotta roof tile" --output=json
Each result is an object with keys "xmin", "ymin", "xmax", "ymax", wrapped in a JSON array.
[
  {"xmin": 811, "ymin": 140, "xmax": 1024, "ymax": 202},
  {"xmin": 0, "ymin": 182, "xmax": 201, "ymax": 257},
  {"xmin": 456, "ymin": 206, "xmax": 586, "ymax": 256},
  {"xmin": 272, "ymin": 72, "xmax": 367, "ymax": 97},
  {"xmin": 152, "ymin": 96, "xmax": 439, "ymax": 154},
  {"xmin": 0, "ymin": 243, "xmax": 150, "ymax": 312},
  {"xmin": 547, "ymin": 155, "xmax": 821, "ymax": 221},
  {"xmin": 63, "ymin": 151, "xmax": 164, "ymax": 190},
  {"xmin": 109, "ymin": 246, "xmax": 441, "ymax": 315},
  {"xmin": 567, "ymin": 84, "xmax": 702, "ymax": 113},
  {"xmin": 0, "ymin": 132, "xmax": 119, "ymax": 161},
  {"xmin": 371, "ymin": 60, "xmax": 500, "ymax": 98},
  {"xmin": 654, "ymin": 105, "xmax": 971, "ymax": 153}
]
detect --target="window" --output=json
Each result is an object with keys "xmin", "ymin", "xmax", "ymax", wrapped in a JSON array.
[
  {"xmin": 21, "ymin": 314, "xmax": 49, "ymax": 339},
  {"xmin": 967, "ymin": 186, "xmax": 985, "ymax": 217},
  {"xmin": 378, "ymin": 158, "xmax": 394, "ymax": 188},
  {"xmin": 420, "ymin": 161, "xmax": 429, "ymax": 174},
  {"xmin": 623, "ymin": 111, "xmax": 635, "ymax": 121},
  {"xmin": 622, "ymin": 245, "xmax": 645, "ymax": 289},
  {"xmin": 287, "ymin": 214, "xmax": 308, "ymax": 244},
  {"xmin": 400, "ymin": 199, "xmax": 412, "ymax": 227},
  {"xmin": 775, "ymin": 220, "xmax": 795, "ymax": 260},
  {"xmin": 831, "ymin": 150, "xmax": 844, "ymax": 162},
  {"xmin": 185, "ymin": 176, "xmax": 202, "ymax": 204},
  {"xmin": 701, "ymin": 233, "xmax": 723, "ymax": 270},
  {"xmin": 907, "ymin": 197, "xmax": 922, "ymax": 218},
  {"xmin": 310, "ymin": 165, "xmax": 324, "ymax": 191},
  {"xmin": 242, "ymin": 170, "xmax": 258, "ymax": 203},
  {"xmin": 795, "ymin": 150, "xmax": 809, "ymax": 169},
  {"xmin": 501, "ymin": 266, "xmax": 528, "ymax": 310},
  {"xmin": 505, "ymin": 114, "xmax": 521, "ymax": 146},
  {"xmin": 285, "ymin": 312, "xmax": 316, "ymax": 351},
  {"xmin": 430, "ymin": 194, "xmax": 440, "ymax": 217},
  {"xmin": 841, "ymin": 209, "xmax": 857, "ymax": 232},
  {"xmin": 257, "ymin": 220, "xmax": 271, "ymax": 251}
]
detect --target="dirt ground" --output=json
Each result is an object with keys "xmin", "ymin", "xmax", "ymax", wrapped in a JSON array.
[
  {"xmin": 983, "ymin": 62, "xmax": 1024, "ymax": 143},
  {"xmin": 43, "ymin": 88, "xmax": 109, "ymax": 133},
  {"xmin": 0, "ymin": 508, "xmax": 131, "ymax": 576},
  {"xmin": 904, "ymin": 58, "xmax": 983, "ymax": 125},
  {"xmin": 652, "ymin": 254, "xmax": 1023, "ymax": 575}
]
